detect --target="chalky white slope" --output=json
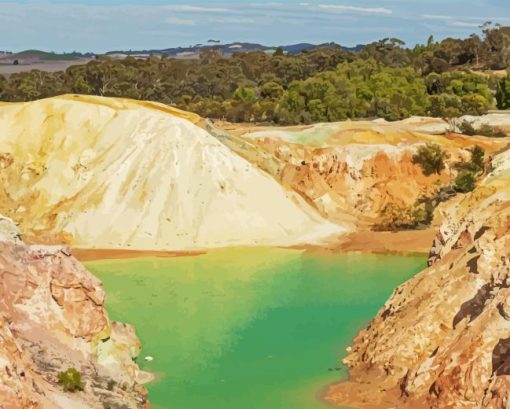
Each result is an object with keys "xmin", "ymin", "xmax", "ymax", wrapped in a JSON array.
[{"xmin": 0, "ymin": 95, "xmax": 344, "ymax": 250}]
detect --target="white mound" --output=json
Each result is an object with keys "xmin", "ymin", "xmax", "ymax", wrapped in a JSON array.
[{"xmin": 0, "ymin": 95, "xmax": 345, "ymax": 250}]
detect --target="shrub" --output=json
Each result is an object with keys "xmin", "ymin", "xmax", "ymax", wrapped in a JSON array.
[
  {"xmin": 461, "ymin": 94, "xmax": 491, "ymax": 116},
  {"xmin": 458, "ymin": 120, "xmax": 477, "ymax": 136},
  {"xmin": 107, "ymin": 379, "xmax": 116, "ymax": 391},
  {"xmin": 458, "ymin": 120, "xmax": 507, "ymax": 137},
  {"xmin": 374, "ymin": 200, "xmax": 434, "ymax": 231},
  {"xmin": 454, "ymin": 145, "xmax": 485, "ymax": 174},
  {"xmin": 411, "ymin": 200, "xmax": 434, "ymax": 226},
  {"xmin": 469, "ymin": 145, "xmax": 485, "ymax": 173},
  {"xmin": 454, "ymin": 171, "xmax": 476, "ymax": 193},
  {"xmin": 57, "ymin": 368, "xmax": 84, "ymax": 392},
  {"xmin": 412, "ymin": 143, "xmax": 450, "ymax": 176},
  {"xmin": 477, "ymin": 124, "xmax": 507, "ymax": 138}
]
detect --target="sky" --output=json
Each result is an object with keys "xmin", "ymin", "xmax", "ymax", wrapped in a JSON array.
[{"xmin": 1, "ymin": 0, "xmax": 509, "ymax": 53}]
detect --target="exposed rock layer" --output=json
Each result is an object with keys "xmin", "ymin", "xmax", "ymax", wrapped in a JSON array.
[
  {"xmin": 0, "ymin": 217, "xmax": 149, "ymax": 408},
  {"xmin": 235, "ymin": 119, "xmax": 508, "ymax": 225},
  {"xmin": 326, "ymin": 144, "xmax": 510, "ymax": 408}
]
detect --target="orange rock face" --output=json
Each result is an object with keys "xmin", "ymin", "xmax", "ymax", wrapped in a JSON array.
[
  {"xmin": 325, "ymin": 148, "xmax": 510, "ymax": 408},
  {"xmin": 232, "ymin": 120, "xmax": 507, "ymax": 227}
]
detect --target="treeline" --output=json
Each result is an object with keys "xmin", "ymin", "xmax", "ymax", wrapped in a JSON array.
[{"xmin": 1, "ymin": 23, "xmax": 510, "ymax": 124}]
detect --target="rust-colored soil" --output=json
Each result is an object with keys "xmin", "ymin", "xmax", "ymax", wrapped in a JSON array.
[{"xmin": 334, "ymin": 228, "xmax": 437, "ymax": 254}]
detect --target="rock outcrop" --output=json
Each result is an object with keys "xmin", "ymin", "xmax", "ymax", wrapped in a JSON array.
[
  {"xmin": 0, "ymin": 214, "xmax": 21, "ymax": 244},
  {"xmin": 0, "ymin": 217, "xmax": 149, "ymax": 408},
  {"xmin": 325, "ymin": 144, "xmax": 510, "ymax": 408},
  {"xmin": 0, "ymin": 95, "xmax": 343, "ymax": 251},
  {"xmin": 233, "ymin": 118, "xmax": 508, "ymax": 226}
]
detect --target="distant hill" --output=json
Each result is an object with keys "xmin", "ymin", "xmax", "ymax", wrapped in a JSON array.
[
  {"xmin": 105, "ymin": 42, "xmax": 365, "ymax": 59},
  {"xmin": 1, "ymin": 43, "xmax": 365, "ymax": 66},
  {"xmin": 0, "ymin": 49, "xmax": 93, "ymax": 65}
]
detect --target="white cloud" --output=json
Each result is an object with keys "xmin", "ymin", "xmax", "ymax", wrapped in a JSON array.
[
  {"xmin": 165, "ymin": 17, "xmax": 196, "ymax": 26},
  {"xmin": 163, "ymin": 5, "xmax": 229, "ymax": 13},
  {"xmin": 451, "ymin": 20, "xmax": 482, "ymax": 28},
  {"xmin": 422, "ymin": 14, "xmax": 453, "ymax": 20},
  {"xmin": 319, "ymin": 4, "xmax": 392, "ymax": 15},
  {"xmin": 422, "ymin": 14, "xmax": 510, "ymax": 23},
  {"xmin": 249, "ymin": 3, "xmax": 284, "ymax": 7},
  {"xmin": 208, "ymin": 17, "xmax": 255, "ymax": 24}
]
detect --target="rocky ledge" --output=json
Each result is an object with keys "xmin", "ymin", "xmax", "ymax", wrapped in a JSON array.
[
  {"xmin": 0, "ymin": 216, "xmax": 150, "ymax": 409},
  {"xmin": 325, "ymin": 146, "xmax": 510, "ymax": 407}
]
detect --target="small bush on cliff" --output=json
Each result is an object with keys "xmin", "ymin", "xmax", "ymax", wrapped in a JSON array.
[
  {"xmin": 458, "ymin": 120, "xmax": 507, "ymax": 137},
  {"xmin": 454, "ymin": 145, "xmax": 485, "ymax": 174},
  {"xmin": 458, "ymin": 120, "xmax": 477, "ymax": 136},
  {"xmin": 412, "ymin": 143, "xmax": 450, "ymax": 176},
  {"xmin": 454, "ymin": 170, "xmax": 476, "ymax": 193},
  {"xmin": 477, "ymin": 124, "xmax": 507, "ymax": 138},
  {"xmin": 411, "ymin": 200, "xmax": 434, "ymax": 226},
  {"xmin": 57, "ymin": 368, "xmax": 84, "ymax": 392},
  {"xmin": 374, "ymin": 200, "xmax": 434, "ymax": 231}
]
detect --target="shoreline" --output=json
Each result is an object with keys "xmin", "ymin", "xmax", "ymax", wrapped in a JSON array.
[
  {"xmin": 323, "ymin": 379, "xmax": 402, "ymax": 409},
  {"xmin": 71, "ymin": 248, "xmax": 205, "ymax": 262},
  {"xmin": 298, "ymin": 228, "xmax": 436, "ymax": 256},
  {"xmin": 332, "ymin": 228, "xmax": 436, "ymax": 254},
  {"xmin": 72, "ymin": 228, "xmax": 435, "ymax": 262}
]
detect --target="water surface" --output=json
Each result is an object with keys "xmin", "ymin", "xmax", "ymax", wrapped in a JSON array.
[{"xmin": 86, "ymin": 248, "xmax": 425, "ymax": 409}]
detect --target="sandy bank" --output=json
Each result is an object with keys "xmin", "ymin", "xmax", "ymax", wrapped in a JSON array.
[
  {"xmin": 72, "ymin": 228, "xmax": 435, "ymax": 262},
  {"xmin": 71, "ymin": 248, "xmax": 204, "ymax": 261},
  {"xmin": 332, "ymin": 228, "xmax": 436, "ymax": 254}
]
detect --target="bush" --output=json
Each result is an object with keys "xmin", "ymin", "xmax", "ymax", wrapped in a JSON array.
[
  {"xmin": 57, "ymin": 368, "xmax": 84, "ymax": 392},
  {"xmin": 411, "ymin": 201, "xmax": 434, "ymax": 226},
  {"xmin": 374, "ymin": 200, "xmax": 434, "ymax": 231},
  {"xmin": 477, "ymin": 124, "xmax": 507, "ymax": 138},
  {"xmin": 454, "ymin": 171, "xmax": 476, "ymax": 193},
  {"xmin": 458, "ymin": 120, "xmax": 507, "ymax": 137},
  {"xmin": 412, "ymin": 143, "xmax": 450, "ymax": 176},
  {"xmin": 454, "ymin": 145, "xmax": 485, "ymax": 174},
  {"xmin": 458, "ymin": 120, "xmax": 477, "ymax": 136}
]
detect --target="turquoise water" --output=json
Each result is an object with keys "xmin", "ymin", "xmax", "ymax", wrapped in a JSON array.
[{"xmin": 86, "ymin": 248, "xmax": 425, "ymax": 409}]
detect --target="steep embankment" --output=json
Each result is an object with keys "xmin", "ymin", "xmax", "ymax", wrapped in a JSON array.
[
  {"xmin": 227, "ymin": 118, "xmax": 508, "ymax": 227},
  {"xmin": 0, "ymin": 95, "xmax": 343, "ymax": 250},
  {"xmin": 0, "ymin": 215, "xmax": 149, "ymax": 408},
  {"xmin": 326, "ymin": 144, "xmax": 510, "ymax": 408}
]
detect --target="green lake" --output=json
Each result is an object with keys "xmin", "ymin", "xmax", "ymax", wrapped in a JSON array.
[{"xmin": 86, "ymin": 248, "xmax": 425, "ymax": 409}]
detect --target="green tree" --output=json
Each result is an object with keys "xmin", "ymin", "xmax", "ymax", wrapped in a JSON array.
[
  {"xmin": 412, "ymin": 143, "xmax": 450, "ymax": 176},
  {"xmin": 233, "ymin": 86, "xmax": 257, "ymax": 103},
  {"xmin": 273, "ymin": 47, "xmax": 285, "ymax": 57},
  {"xmin": 454, "ymin": 145, "xmax": 485, "ymax": 174},
  {"xmin": 454, "ymin": 171, "xmax": 476, "ymax": 193},
  {"xmin": 470, "ymin": 145, "xmax": 485, "ymax": 174},
  {"xmin": 496, "ymin": 70, "xmax": 510, "ymax": 110},
  {"xmin": 261, "ymin": 81, "xmax": 284, "ymax": 99},
  {"xmin": 461, "ymin": 94, "xmax": 491, "ymax": 116}
]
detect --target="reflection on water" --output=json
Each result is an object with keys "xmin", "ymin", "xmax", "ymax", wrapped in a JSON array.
[{"xmin": 86, "ymin": 248, "xmax": 425, "ymax": 409}]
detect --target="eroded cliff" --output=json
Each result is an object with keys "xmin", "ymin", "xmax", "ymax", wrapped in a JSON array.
[
  {"xmin": 235, "ymin": 118, "xmax": 508, "ymax": 226},
  {"xmin": 0, "ymin": 217, "xmax": 149, "ymax": 409},
  {"xmin": 326, "ymin": 144, "xmax": 510, "ymax": 408}
]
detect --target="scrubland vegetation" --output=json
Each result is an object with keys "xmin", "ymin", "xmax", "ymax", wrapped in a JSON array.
[{"xmin": 1, "ymin": 23, "xmax": 510, "ymax": 124}]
